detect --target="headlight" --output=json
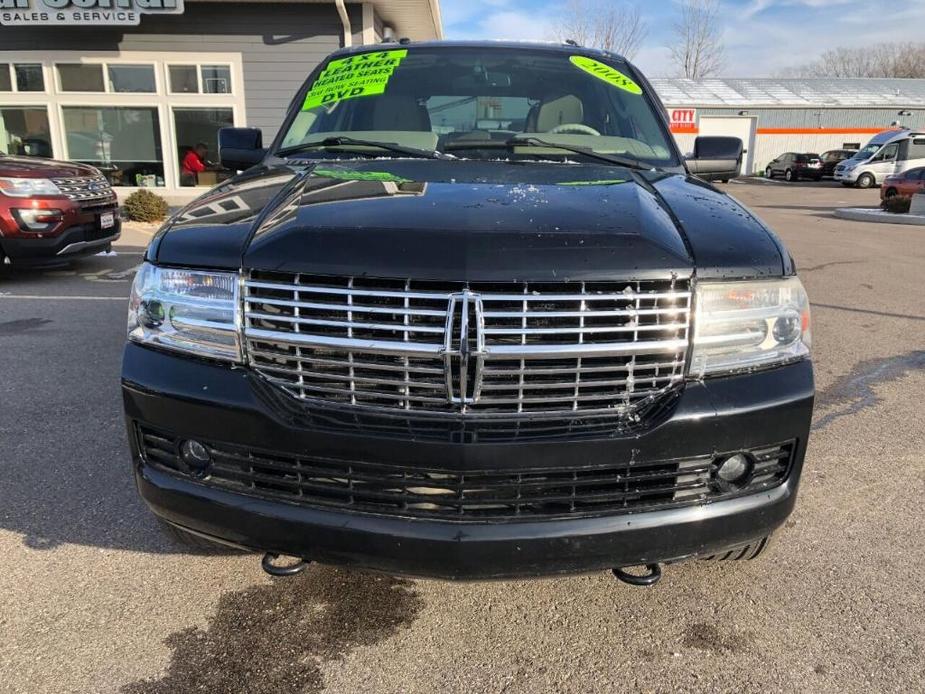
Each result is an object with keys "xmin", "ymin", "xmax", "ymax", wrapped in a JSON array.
[
  {"xmin": 690, "ymin": 277, "xmax": 811, "ymax": 378},
  {"xmin": 128, "ymin": 262, "xmax": 242, "ymax": 362},
  {"xmin": 0, "ymin": 177, "xmax": 63, "ymax": 197}
]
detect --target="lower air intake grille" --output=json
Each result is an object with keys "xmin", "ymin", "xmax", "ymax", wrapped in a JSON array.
[{"xmin": 138, "ymin": 427, "xmax": 795, "ymax": 521}]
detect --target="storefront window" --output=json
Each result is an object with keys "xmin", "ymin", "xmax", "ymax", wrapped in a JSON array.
[
  {"xmin": 201, "ymin": 65, "xmax": 231, "ymax": 94},
  {"xmin": 0, "ymin": 107, "xmax": 51, "ymax": 157},
  {"xmin": 168, "ymin": 65, "xmax": 198, "ymax": 94},
  {"xmin": 15, "ymin": 64, "xmax": 44, "ymax": 92},
  {"xmin": 63, "ymin": 106, "xmax": 164, "ymax": 187},
  {"xmin": 168, "ymin": 64, "xmax": 232, "ymax": 94},
  {"xmin": 58, "ymin": 63, "xmax": 106, "ymax": 92},
  {"xmin": 108, "ymin": 65, "xmax": 156, "ymax": 93},
  {"xmin": 174, "ymin": 108, "xmax": 234, "ymax": 186},
  {"xmin": 0, "ymin": 64, "xmax": 45, "ymax": 92}
]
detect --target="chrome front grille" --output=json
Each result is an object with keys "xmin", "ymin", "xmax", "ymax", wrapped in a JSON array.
[
  {"xmin": 52, "ymin": 175, "xmax": 114, "ymax": 204},
  {"xmin": 244, "ymin": 273, "xmax": 691, "ymax": 416}
]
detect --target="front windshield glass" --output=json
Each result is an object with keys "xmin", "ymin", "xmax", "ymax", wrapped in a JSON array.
[
  {"xmin": 853, "ymin": 143, "xmax": 882, "ymax": 160},
  {"xmin": 277, "ymin": 47, "xmax": 678, "ymax": 166}
]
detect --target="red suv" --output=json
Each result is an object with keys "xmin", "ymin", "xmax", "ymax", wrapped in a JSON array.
[
  {"xmin": 0, "ymin": 154, "xmax": 120, "ymax": 269},
  {"xmin": 881, "ymin": 167, "xmax": 925, "ymax": 200}
]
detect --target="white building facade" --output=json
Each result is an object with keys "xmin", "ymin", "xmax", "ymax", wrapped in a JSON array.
[{"xmin": 652, "ymin": 78, "xmax": 925, "ymax": 175}]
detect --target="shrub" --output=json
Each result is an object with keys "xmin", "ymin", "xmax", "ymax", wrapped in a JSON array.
[
  {"xmin": 123, "ymin": 189, "xmax": 169, "ymax": 222},
  {"xmin": 881, "ymin": 196, "xmax": 911, "ymax": 214}
]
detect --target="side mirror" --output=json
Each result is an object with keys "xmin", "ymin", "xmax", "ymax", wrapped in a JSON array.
[
  {"xmin": 686, "ymin": 136, "xmax": 744, "ymax": 181},
  {"xmin": 219, "ymin": 127, "xmax": 266, "ymax": 171}
]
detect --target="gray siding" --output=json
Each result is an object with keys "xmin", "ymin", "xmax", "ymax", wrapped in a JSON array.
[
  {"xmin": 692, "ymin": 107, "xmax": 925, "ymax": 131},
  {"xmin": 0, "ymin": 2, "xmax": 350, "ymax": 139}
]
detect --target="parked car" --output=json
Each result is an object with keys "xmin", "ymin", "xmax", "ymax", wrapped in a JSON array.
[
  {"xmin": 765, "ymin": 153, "xmax": 823, "ymax": 181},
  {"xmin": 123, "ymin": 41, "xmax": 813, "ymax": 584},
  {"xmin": 819, "ymin": 149, "xmax": 857, "ymax": 178},
  {"xmin": 835, "ymin": 129, "xmax": 925, "ymax": 188},
  {"xmin": 0, "ymin": 154, "xmax": 120, "ymax": 268},
  {"xmin": 881, "ymin": 166, "xmax": 925, "ymax": 200}
]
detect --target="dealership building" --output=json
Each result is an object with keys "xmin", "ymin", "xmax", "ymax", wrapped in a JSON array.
[
  {"xmin": 0, "ymin": 0, "xmax": 441, "ymax": 197},
  {"xmin": 3, "ymin": 4, "xmax": 925, "ymax": 195},
  {"xmin": 653, "ymin": 78, "xmax": 925, "ymax": 175}
]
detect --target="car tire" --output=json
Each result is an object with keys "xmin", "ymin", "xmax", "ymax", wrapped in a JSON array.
[
  {"xmin": 884, "ymin": 187, "xmax": 899, "ymax": 199},
  {"xmin": 785, "ymin": 168, "xmax": 795, "ymax": 182},
  {"xmin": 857, "ymin": 173, "xmax": 876, "ymax": 189},
  {"xmin": 157, "ymin": 518, "xmax": 249, "ymax": 554},
  {"xmin": 699, "ymin": 534, "xmax": 773, "ymax": 561},
  {"xmin": 765, "ymin": 166, "xmax": 773, "ymax": 179}
]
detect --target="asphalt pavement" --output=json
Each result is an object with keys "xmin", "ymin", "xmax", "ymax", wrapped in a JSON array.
[{"xmin": 1, "ymin": 181, "xmax": 923, "ymax": 693}]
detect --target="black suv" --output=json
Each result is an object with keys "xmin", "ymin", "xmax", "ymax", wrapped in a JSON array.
[
  {"xmin": 123, "ymin": 42, "xmax": 813, "ymax": 582},
  {"xmin": 765, "ymin": 152, "xmax": 823, "ymax": 181},
  {"xmin": 820, "ymin": 149, "xmax": 857, "ymax": 178}
]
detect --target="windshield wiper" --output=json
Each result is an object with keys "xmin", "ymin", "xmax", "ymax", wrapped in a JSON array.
[
  {"xmin": 277, "ymin": 136, "xmax": 451, "ymax": 160},
  {"xmin": 513, "ymin": 137, "xmax": 655, "ymax": 170},
  {"xmin": 444, "ymin": 137, "xmax": 655, "ymax": 171}
]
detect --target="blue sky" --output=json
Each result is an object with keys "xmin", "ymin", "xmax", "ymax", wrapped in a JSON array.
[{"xmin": 441, "ymin": 0, "xmax": 918, "ymax": 77}]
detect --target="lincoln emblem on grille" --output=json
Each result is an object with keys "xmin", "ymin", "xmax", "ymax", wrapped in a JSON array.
[{"xmin": 443, "ymin": 290, "xmax": 485, "ymax": 408}]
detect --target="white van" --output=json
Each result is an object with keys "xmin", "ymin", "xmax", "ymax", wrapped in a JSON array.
[{"xmin": 834, "ymin": 129, "xmax": 925, "ymax": 188}]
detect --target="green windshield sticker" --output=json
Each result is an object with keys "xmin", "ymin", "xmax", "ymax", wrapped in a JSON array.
[
  {"xmin": 569, "ymin": 56, "xmax": 642, "ymax": 95},
  {"xmin": 302, "ymin": 49, "xmax": 408, "ymax": 110},
  {"xmin": 312, "ymin": 168, "xmax": 411, "ymax": 183},
  {"xmin": 557, "ymin": 179, "xmax": 627, "ymax": 186}
]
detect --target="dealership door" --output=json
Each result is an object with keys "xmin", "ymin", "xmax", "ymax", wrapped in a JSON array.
[{"xmin": 698, "ymin": 116, "xmax": 758, "ymax": 175}]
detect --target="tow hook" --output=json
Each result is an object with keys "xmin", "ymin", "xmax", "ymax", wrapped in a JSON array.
[
  {"xmin": 261, "ymin": 552, "xmax": 311, "ymax": 577},
  {"xmin": 612, "ymin": 563, "xmax": 662, "ymax": 587}
]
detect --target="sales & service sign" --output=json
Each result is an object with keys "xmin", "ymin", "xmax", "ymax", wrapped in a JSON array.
[{"xmin": 0, "ymin": 0, "xmax": 184, "ymax": 26}]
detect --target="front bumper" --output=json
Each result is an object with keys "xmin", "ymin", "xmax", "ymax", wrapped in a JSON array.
[
  {"xmin": 834, "ymin": 169, "xmax": 858, "ymax": 183},
  {"xmin": 123, "ymin": 344, "xmax": 814, "ymax": 579},
  {"xmin": 0, "ymin": 220, "xmax": 121, "ymax": 266}
]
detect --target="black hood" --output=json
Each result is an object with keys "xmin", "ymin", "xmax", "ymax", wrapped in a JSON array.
[{"xmin": 152, "ymin": 160, "xmax": 786, "ymax": 281}]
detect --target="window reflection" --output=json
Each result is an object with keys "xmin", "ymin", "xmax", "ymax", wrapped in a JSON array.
[
  {"xmin": 63, "ymin": 106, "xmax": 164, "ymax": 187},
  {"xmin": 175, "ymin": 108, "xmax": 234, "ymax": 186},
  {"xmin": 0, "ymin": 107, "xmax": 51, "ymax": 157}
]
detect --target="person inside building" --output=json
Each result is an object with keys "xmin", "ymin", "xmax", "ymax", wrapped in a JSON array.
[{"xmin": 180, "ymin": 142, "xmax": 210, "ymax": 186}]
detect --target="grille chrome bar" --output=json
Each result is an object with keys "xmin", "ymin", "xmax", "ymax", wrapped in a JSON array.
[
  {"xmin": 245, "ymin": 273, "xmax": 692, "ymax": 416},
  {"xmin": 246, "ymin": 328, "xmax": 446, "ymax": 356},
  {"xmin": 486, "ymin": 339, "xmax": 689, "ymax": 359}
]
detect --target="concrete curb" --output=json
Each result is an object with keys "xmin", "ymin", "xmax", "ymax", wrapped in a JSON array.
[{"xmin": 834, "ymin": 208, "xmax": 925, "ymax": 226}]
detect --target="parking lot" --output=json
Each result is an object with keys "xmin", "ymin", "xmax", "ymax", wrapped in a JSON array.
[{"xmin": 1, "ymin": 181, "xmax": 924, "ymax": 694}]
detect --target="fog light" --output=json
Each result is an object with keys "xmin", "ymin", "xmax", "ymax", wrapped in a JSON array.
[
  {"xmin": 716, "ymin": 453, "xmax": 752, "ymax": 484},
  {"xmin": 180, "ymin": 439, "xmax": 211, "ymax": 475},
  {"xmin": 12, "ymin": 207, "xmax": 64, "ymax": 232}
]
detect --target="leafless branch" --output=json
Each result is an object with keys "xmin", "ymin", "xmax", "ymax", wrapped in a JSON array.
[
  {"xmin": 668, "ymin": 0, "xmax": 724, "ymax": 79},
  {"xmin": 553, "ymin": 0, "xmax": 648, "ymax": 60},
  {"xmin": 785, "ymin": 42, "xmax": 925, "ymax": 78}
]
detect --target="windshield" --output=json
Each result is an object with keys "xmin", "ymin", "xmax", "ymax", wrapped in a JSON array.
[
  {"xmin": 853, "ymin": 143, "xmax": 883, "ymax": 160},
  {"xmin": 277, "ymin": 47, "xmax": 678, "ymax": 166}
]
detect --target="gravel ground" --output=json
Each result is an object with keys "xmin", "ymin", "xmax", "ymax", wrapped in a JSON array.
[{"xmin": 1, "ymin": 181, "xmax": 923, "ymax": 693}]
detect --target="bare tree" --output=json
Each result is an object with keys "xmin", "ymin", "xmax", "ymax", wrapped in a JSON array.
[
  {"xmin": 669, "ymin": 0, "xmax": 724, "ymax": 79},
  {"xmin": 553, "ymin": 0, "xmax": 648, "ymax": 60},
  {"xmin": 787, "ymin": 42, "xmax": 925, "ymax": 78}
]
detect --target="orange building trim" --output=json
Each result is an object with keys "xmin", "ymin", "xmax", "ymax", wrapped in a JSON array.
[
  {"xmin": 669, "ymin": 125, "xmax": 896, "ymax": 135},
  {"xmin": 756, "ymin": 127, "xmax": 892, "ymax": 135}
]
